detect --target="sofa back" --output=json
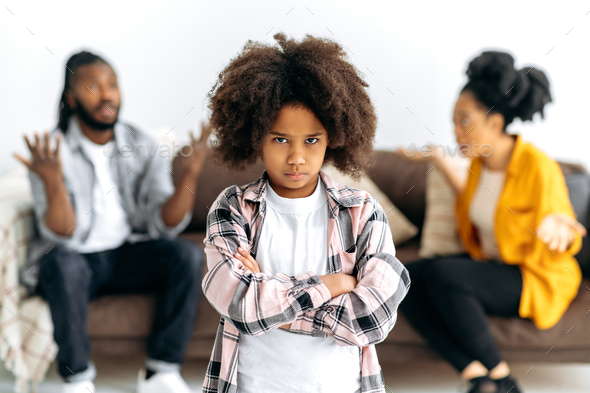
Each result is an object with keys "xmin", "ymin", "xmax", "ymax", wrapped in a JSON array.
[
  {"xmin": 178, "ymin": 150, "xmax": 429, "ymax": 233},
  {"xmin": 178, "ymin": 153, "xmax": 266, "ymax": 233},
  {"xmin": 365, "ymin": 151, "xmax": 429, "ymax": 230},
  {"xmin": 177, "ymin": 150, "xmax": 587, "ymax": 234}
]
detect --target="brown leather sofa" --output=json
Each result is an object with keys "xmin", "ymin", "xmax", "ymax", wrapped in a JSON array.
[{"xmin": 86, "ymin": 151, "xmax": 590, "ymax": 364}]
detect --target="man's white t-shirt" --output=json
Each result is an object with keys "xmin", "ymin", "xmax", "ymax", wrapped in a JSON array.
[
  {"xmin": 76, "ymin": 135, "xmax": 131, "ymax": 253},
  {"xmin": 237, "ymin": 175, "xmax": 362, "ymax": 393}
]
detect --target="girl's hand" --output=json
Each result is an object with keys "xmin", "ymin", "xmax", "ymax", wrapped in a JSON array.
[
  {"xmin": 235, "ymin": 246, "xmax": 292, "ymax": 329},
  {"xmin": 235, "ymin": 246, "xmax": 261, "ymax": 273},
  {"xmin": 318, "ymin": 273, "xmax": 358, "ymax": 298},
  {"xmin": 537, "ymin": 213, "xmax": 587, "ymax": 253}
]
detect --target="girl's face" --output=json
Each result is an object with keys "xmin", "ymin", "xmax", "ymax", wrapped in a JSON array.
[
  {"xmin": 452, "ymin": 90, "xmax": 504, "ymax": 157},
  {"xmin": 261, "ymin": 105, "xmax": 329, "ymax": 199}
]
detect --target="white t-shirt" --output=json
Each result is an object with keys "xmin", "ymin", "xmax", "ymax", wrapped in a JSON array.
[
  {"xmin": 469, "ymin": 166, "xmax": 506, "ymax": 261},
  {"xmin": 237, "ymin": 175, "xmax": 362, "ymax": 393},
  {"xmin": 76, "ymin": 135, "xmax": 131, "ymax": 253}
]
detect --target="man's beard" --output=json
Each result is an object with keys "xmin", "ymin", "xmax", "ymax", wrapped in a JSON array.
[{"xmin": 74, "ymin": 98, "xmax": 119, "ymax": 131}]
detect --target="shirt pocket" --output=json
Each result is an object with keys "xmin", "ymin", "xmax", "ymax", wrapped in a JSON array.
[
  {"xmin": 338, "ymin": 248, "xmax": 357, "ymax": 275},
  {"xmin": 506, "ymin": 203, "xmax": 537, "ymax": 224}
]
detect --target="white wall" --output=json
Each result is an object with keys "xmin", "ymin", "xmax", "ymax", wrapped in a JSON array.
[{"xmin": 2, "ymin": 0, "xmax": 589, "ymax": 176}]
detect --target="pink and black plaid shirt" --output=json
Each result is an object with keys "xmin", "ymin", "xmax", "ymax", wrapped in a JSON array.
[{"xmin": 201, "ymin": 168, "xmax": 410, "ymax": 393}]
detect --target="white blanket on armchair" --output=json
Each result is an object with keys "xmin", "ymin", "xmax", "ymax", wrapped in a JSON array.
[{"xmin": 0, "ymin": 165, "xmax": 57, "ymax": 393}]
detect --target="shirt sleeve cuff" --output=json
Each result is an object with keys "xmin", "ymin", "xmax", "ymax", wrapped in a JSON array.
[
  {"xmin": 289, "ymin": 307, "xmax": 334, "ymax": 337},
  {"xmin": 288, "ymin": 312, "xmax": 311, "ymax": 333},
  {"xmin": 38, "ymin": 218, "xmax": 76, "ymax": 245},
  {"xmin": 567, "ymin": 230, "xmax": 583, "ymax": 255},
  {"xmin": 152, "ymin": 206, "xmax": 192, "ymax": 237},
  {"xmin": 297, "ymin": 271, "xmax": 332, "ymax": 309}
]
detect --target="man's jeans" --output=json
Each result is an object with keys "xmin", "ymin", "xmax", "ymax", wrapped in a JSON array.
[{"xmin": 36, "ymin": 238, "xmax": 204, "ymax": 380}]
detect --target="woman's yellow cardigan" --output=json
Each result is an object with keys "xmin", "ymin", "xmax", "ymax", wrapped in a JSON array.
[{"xmin": 456, "ymin": 134, "xmax": 583, "ymax": 330}]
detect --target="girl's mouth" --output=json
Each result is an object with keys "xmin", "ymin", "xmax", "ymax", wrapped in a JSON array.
[{"xmin": 286, "ymin": 173, "xmax": 305, "ymax": 180}]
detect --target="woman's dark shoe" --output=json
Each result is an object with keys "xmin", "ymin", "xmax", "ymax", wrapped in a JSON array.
[
  {"xmin": 492, "ymin": 375, "xmax": 522, "ymax": 393},
  {"xmin": 466, "ymin": 376, "xmax": 497, "ymax": 393}
]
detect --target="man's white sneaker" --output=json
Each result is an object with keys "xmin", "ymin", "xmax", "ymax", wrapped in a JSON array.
[
  {"xmin": 63, "ymin": 380, "xmax": 95, "ymax": 393},
  {"xmin": 136, "ymin": 369, "xmax": 195, "ymax": 393}
]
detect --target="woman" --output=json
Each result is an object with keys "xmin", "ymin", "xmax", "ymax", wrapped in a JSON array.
[{"xmin": 399, "ymin": 51, "xmax": 586, "ymax": 393}]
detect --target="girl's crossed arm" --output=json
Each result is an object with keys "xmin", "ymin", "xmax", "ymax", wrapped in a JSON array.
[
  {"xmin": 201, "ymin": 187, "xmax": 355, "ymax": 336},
  {"xmin": 288, "ymin": 198, "xmax": 411, "ymax": 347},
  {"xmin": 235, "ymin": 246, "xmax": 357, "ymax": 329}
]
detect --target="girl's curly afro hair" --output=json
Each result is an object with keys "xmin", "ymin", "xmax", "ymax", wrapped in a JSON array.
[{"xmin": 207, "ymin": 32, "xmax": 377, "ymax": 181}]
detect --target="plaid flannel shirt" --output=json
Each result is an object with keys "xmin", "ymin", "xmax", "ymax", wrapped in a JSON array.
[{"xmin": 201, "ymin": 168, "xmax": 411, "ymax": 393}]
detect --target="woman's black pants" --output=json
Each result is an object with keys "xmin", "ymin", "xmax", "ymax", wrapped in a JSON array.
[{"xmin": 399, "ymin": 253, "xmax": 523, "ymax": 373}]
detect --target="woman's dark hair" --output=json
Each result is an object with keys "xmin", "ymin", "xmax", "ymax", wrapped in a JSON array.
[
  {"xmin": 206, "ymin": 32, "xmax": 377, "ymax": 181},
  {"xmin": 57, "ymin": 51, "xmax": 109, "ymax": 132},
  {"xmin": 461, "ymin": 51, "xmax": 552, "ymax": 129}
]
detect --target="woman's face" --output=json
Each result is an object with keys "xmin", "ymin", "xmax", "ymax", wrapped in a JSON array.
[
  {"xmin": 261, "ymin": 104, "xmax": 329, "ymax": 199},
  {"xmin": 452, "ymin": 90, "xmax": 503, "ymax": 158}
]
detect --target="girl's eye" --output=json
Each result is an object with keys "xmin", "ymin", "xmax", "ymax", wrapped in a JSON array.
[
  {"xmin": 275, "ymin": 137, "xmax": 287, "ymax": 143},
  {"xmin": 460, "ymin": 118, "xmax": 470, "ymax": 126},
  {"xmin": 306, "ymin": 138, "xmax": 318, "ymax": 144}
]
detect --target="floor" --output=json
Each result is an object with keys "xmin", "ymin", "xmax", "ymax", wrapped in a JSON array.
[{"xmin": 1, "ymin": 355, "xmax": 589, "ymax": 392}]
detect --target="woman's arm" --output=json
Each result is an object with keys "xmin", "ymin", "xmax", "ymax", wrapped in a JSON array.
[{"xmin": 397, "ymin": 146, "xmax": 467, "ymax": 195}]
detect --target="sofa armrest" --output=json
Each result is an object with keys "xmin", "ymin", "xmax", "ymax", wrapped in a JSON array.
[{"xmin": 0, "ymin": 165, "xmax": 35, "ymax": 271}]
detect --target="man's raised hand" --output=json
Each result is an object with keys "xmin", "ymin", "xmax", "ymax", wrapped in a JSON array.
[
  {"xmin": 178, "ymin": 121, "xmax": 212, "ymax": 178},
  {"xmin": 13, "ymin": 132, "xmax": 63, "ymax": 184}
]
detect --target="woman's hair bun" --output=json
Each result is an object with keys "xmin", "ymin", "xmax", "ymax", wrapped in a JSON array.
[
  {"xmin": 515, "ymin": 66, "xmax": 552, "ymax": 121},
  {"xmin": 463, "ymin": 51, "xmax": 552, "ymax": 126}
]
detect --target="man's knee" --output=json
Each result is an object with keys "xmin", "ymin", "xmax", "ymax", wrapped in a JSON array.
[
  {"xmin": 38, "ymin": 247, "xmax": 90, "ymax": 289},
  {"xmin": 159, "ymin": 238, "xmax": 205, "ymax": 282}
]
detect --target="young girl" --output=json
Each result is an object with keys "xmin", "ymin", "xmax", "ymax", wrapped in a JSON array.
[
  {"xmin": 201, "ymin": 33, "xmax": 410, "ymax": 393},
  {"xmin": 399, "ymin": 51, "xmax": 586, "ymax": 393}
]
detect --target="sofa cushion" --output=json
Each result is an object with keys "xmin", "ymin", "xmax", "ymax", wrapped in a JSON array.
[
  {"xmin": 566, "ymin": 173, "xmax": 590, "ymax": 278},
  {"xmin": 321, "ymin": 162, "xmax": 418, "ymax": 245},
  {"xmin": 418, "ymin": 162, "xmax": 468, "ymax": 258}
]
